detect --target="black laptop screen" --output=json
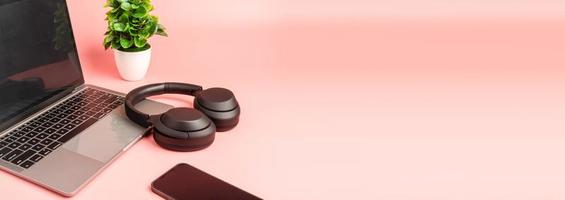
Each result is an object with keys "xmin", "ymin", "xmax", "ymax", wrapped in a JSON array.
[{"xmin": 0, "ymin": 0, "xmax": 84, "ymax": 130}]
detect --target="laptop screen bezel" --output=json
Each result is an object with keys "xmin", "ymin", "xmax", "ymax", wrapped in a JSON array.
[{"xmin": 0, "ymin": 1, "xmax": 85, "ymax": 132}]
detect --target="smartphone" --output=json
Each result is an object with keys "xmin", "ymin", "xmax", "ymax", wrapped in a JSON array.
[{"xmin": 151, "ymin": 163, "xmax": 262, "ymax": 200}]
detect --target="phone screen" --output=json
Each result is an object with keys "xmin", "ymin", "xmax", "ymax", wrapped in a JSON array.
[{"xmin": 151, "ymin": 163, "xmax": 262, "ymax": 200}]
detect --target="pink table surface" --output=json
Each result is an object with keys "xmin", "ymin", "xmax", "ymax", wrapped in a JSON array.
[{"xmin": 2, "ymin": 0, "xmax": 565, "ymax": 199}]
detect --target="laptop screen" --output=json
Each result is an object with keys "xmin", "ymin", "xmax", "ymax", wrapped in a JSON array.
[{"xmin": 0, "ymin": 0, "xmax": 84, "ymax": 130}]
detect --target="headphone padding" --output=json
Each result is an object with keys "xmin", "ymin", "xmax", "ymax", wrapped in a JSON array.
[{"xmin": 152, "ymin": 124, "xmax": 216, "ymax": 152}]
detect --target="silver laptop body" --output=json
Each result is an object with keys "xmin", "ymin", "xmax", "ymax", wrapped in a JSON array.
[{"xmin": 0, "ymin": 0, "xmax": 170, "ymax": 196}]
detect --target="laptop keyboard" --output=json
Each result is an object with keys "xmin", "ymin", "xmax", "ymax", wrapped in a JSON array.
[{"xmin": 0, "ymin": 88, "xmax": 124, "ymax": 169}]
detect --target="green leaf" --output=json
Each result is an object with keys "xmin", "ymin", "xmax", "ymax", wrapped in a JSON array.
[
  {"xmin": 133, "ymin": 37, "xmax": 147, "ymax": 48},
  {"xmin": 113, "ymin": 22, "xmax": 126, "ymax": 32},
  {"xmin": 112, "ymin": 41, "xmax": 121, "ymax": 49},
  {"xmin": 104, "ymin": 40, "xmax": 112, "ymax": 49},
  {"xmin": 148, "ymin": 21, "xmax": 158, "ymax": 35},
  {"xmin": 120, "ymin": 2, "xmax": 131, "ymax": 11},
  {"xmin": 119, "ymin": 14, "xmax": 129, "ymax": 23},
  {"xmin": 142, "ymin": 3, "xmax": 153, "ymax": 12},
  {"xmin": 104, "ymin": 35, "xmax": 114, "ymax": 43},
  {"xmin": 132, "ymin": 6, "xmax": 147, "ymax": 18},
  {"xmin": 156, "ymin": 24, "xmax": 167, "ymax": 36},
  {"xmin": 128, "ymin": 29, "xmax": 139, "ymax": 36},
  {"xmin": 120, "ymin": 37, "xmax": 133, "ymax": 49}
]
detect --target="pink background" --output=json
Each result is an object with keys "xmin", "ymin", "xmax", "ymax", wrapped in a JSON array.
[{"xmin": 2, "ymin": 0, "xmax": 565, "ymax": 199}]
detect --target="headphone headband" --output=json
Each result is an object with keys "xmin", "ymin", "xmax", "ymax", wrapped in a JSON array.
[{"xmin": 125, "ymin": 82, "xmax": 203, "ymax": 127}]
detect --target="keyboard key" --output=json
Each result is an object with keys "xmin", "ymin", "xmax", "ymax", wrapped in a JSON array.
[
  {"xmin": 41, "ymin": 122, "xmax": 54, "ymax": 128},
  {"xmin": 45, "ymin": 128, "xmax": 56, "ymax": 134},
  {"xmin": 53, "ymin": 124, "xmax": 63, "ymax": 129},
  {"xmin": 64, "ymin": 124, "xmax": 76, "ymax": 130},
  {"xmin": 0, "ymin": 147, "xmax": 11, "ymax": 157},
  {"xmin": 30, "ymin": 122, "xmax": 42, "ymax": 127},
  {"xmin": 18, "ymin": 144, "xmax": 32, "ymax": 151},
  {"xmin": 47, "ymin": 142, "xmax": 62, "ymax": 150},
  {"xmin": 79, "ymin": 115, "xmax": 89, "ymax": 120},
  {"xmin": 56, "ymin": 129, "xmax": 69, "ymax": 134},
  {"xmin": 29, "ymin": 154, "xmax": 43, "ymax": 162},
  {"xmin": 33, "ymin": 127, "xmax": 45, "ymax": 132},
  {"xmin": 32, "ymin": 144, "xmax": 45, "ymax": 151},
  {"xmin": 61, "ymin": 119, "xmax": 71, "ymax": 124},
  {"xmin": 8, "ymin": 142, "xmax": 21, "ymax": 149},
  {"xmin": 38, "ymin": 149, "xmax": 52, "ymax": 156},
  {"xmin": 37, "ymin": 133, "xmax": 48, "ymax": 139},
  {"xmin": 27, "ymin": 138, "xmax": 40, "ymax": 145},
  {"xmin": 11, "ymin": 150, "xmax": 35, "ymax": 165},
  {"xmin": 52, "ymin": 109, "xmax": 64, "ymax": 114},
  {"xmin": 48, "ymin": 134, "xmax": 62, "ymax": 140},
  {"xmin": 75, "ymin": 111, "xmax": 85, "ymax": 115},
  {"xmin": 20, "ymin": 161, "xmax": 35, "ymax": 169},
  {"xmin": 49, "ymin": 118, "xmax": 61, "ymax": 123},
  {"xmin": 16, "ymin": 137, "xmax": 29, "ymax": 143},
  {"xmin": 40, "ymin": 139, "xmax": 53, "ymax": 146},
  {"xmin": 2, "ymin": 149, "xmax": 23, "ymax": 161},
  {"xmin": 64, "ymin": 110, "xmax": 74, "ymax": 114},
  {"xmin": 25, "ymin": 131, "xmax": 38, "ymax": 138},
  {"xmin": 72, "ymin": 120, "xmax": 83, "ymax": 125}
]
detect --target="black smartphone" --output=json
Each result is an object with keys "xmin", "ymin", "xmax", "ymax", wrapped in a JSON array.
[{"xmin": 151, "ymin": 163, "xmax": 262, "ymax": 200}]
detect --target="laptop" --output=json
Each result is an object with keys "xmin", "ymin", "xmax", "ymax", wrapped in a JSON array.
[{"xmin": 0, "ymin": 0, "xmax": 171, "ymax": 196}]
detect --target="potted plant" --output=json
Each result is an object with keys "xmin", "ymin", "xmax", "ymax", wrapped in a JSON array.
[{"xmin": 103, "ymin": 0, "xmax": 167, "ymax": 81}]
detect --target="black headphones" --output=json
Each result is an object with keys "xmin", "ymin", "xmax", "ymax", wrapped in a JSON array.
[{"xmin": 124, "ymin": 82, "xmax": 240, "ymax": 152}]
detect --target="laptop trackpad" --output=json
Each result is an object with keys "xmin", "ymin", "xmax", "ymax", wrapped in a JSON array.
[
  {"xmin": 21, "ymin": 148, "xmax": 104, "ymax": 194},
  {"xmin": 62, "ymin": 100, "xmax": 171, "ymax": 162}
]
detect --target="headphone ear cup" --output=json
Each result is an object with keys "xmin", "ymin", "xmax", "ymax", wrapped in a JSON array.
[
  {"xmin": 194, "ymin": 88, "xmax": 240, "ymax": 132},
  {"xmin": 151, "ymin": 108, "xmax": 217, "ymax": 151},
  {"xmin": 152, "ymin": 126, "xmax": 215, "ymax": 152},
  {"xmin": 195, "ymin": 104, "xmax": 239, "ymax": 132}
]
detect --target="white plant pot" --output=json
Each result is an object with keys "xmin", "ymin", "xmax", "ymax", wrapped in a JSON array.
[{"xmin": 113, "ymin": 48, "xmax": 151, "ymax": 81}]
